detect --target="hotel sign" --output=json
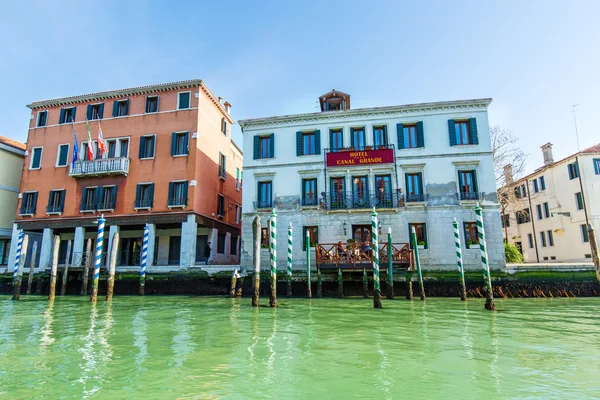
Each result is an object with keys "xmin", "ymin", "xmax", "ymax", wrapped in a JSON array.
[{"xmin": 326, "ymin": 148, "xmax": 395, "ymax": 167}]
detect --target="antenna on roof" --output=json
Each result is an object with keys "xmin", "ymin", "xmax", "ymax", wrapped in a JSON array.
[{"xmin": 572, "ymin": 104, "xmax": 581, "ymax": 151}]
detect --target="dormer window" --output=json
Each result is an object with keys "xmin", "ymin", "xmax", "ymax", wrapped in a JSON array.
[
  {"xmin": 326, "ymin": 99, "xmax": 342, "ymax": 111},
  {"xmin": 319, "ymin": 89, "xmax": 350, "ymax": 112}
]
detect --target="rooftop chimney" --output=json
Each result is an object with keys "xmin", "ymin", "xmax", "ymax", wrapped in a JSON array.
[
  {"xmin": 541, "ymin": 142, "xmax": 554, "ymax": 165},
  {"xmin": 503, "ymin": 164, "xmax": 514, "ymax": 184},
  {"xmin": 223, "ymin": 101, "xmax": 231, "ymax": 114}
]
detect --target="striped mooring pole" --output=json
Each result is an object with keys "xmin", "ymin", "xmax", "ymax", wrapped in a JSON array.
[
  {"xmin": 287, "ymin": 223, "xmax": 293, "ymax": 298},
  {"xmin": 453, "ymin": 218, "xmax": 467, "ymax": 301},
  {"xmin": 90, "ymin": 215, "xmax": 105, "ymax": 303},
  {"xmin": 371, "ymin": 208, "xmax": 382, "ymax": 308},
  {"xmin": 12, "ymin": 230, "xmax": 24, "ymax": 284},
  {"xmin": 387, "ymin": 227, "xmax": 394, "ymax": 300},
  {"xmin": 411, "ymin": 226, "xmax": 426, "ymax": 301},
  {"xmin": 12, "ymin": 231, "xmax": 26, "ymax": 300},
  {"xmin": 475, "ymin": 203, "xmax": 496, "ymax": 311},
  {"xmin": 306, "ymin": 229, "xmax": 312, "ymax": 298},
  {"xmin": 139, "ymin": 225, "xmax": 149, "ymax": 295},
  {"xmin": 269, "ymin": 209, "xmax": 277, "ymax": 307}
]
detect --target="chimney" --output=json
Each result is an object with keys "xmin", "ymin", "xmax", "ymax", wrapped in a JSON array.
[
  {"xmin": 541, "ymin": 142, "xmax": 554, "ymax": 165},
  {"xmin": 503, "ymin": 164, "xmax": 514, "ymax": 184},
  {"xmin": 223, "ymin": 101, "xmax": 231, "ymax": 114},
  {"xmin": 217, "ymin": 96, "xmax": 223, "ymax": 103}
]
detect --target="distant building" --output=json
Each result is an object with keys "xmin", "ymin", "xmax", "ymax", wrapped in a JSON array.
[
  {"xmin": 239, "ymin": 90, "xmax": 505, "ymax": 270},
  {"xmin": 9, "ymin": 79, "xmax": 242, "ymax": 271},
  {"xmin": 0, "ymin": 136, "xmax": 26, "ymax": 268},
  {"xmin": 500, "ymin": 143, "xmax": 600, "ymax": 263}
]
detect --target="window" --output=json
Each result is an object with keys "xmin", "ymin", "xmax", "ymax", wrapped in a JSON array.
[
  {"xmin": 351, "ymin": 127, "xmax": 366, "ymax": 150},
  {"xmin": 236, "ymin": 168, "xmax": 241, "ymax": 191},
  {"xmin": 581, "ymin": 224, "xmax": 589, "ymax": 242},
  {"xmin": 302, "ymin": 226, "xmax": 318, "ymax": 251},
  {"xmin": 330, "ymin": 177, "xmax": 345, "ymax": 208},
  {"xmin": 113, "ymin": 99, "xmax": 128, "ymax": 117},
  {"xmin": 56, "ymin": 144, "xmax": 69, "ymax": 167},
  {"xmin": 217, "ymin": 233, "xmax": 226, "ymax": 254},
  {"xmin": 352, "ymin": 176, "xmax": 369, "ymax": 206},
  {"xmin": 20, "ymin": 192, "xmax": 37, "ymax": 215},
  {"xmin": 575, "ymin": 192, "xmax": 584, "ymax": 210},
  {"xmin": 533, "ymin": 179, "xmax": 539, "ymax": 193},
  {"xmin": 168, "ymin": 181, "xmax": 188, "ymax": 207},
  {"xmin": 231, "ymin": 236, "xmax": 238, "ymax": 255},
  {"xmin": 146, "ymin": 96, "xmax": 159, "ymax": 113},
  {"xmin": 36, "ymin": 111, "xmax": 48, "ymax": 127},
  {"xmin": 403, "ymin": 124, "xmax": 418, "ymax": 149},
  {"xmin": 463, "ymin": 222, "xmax": 478, "ymax": 246},
  {"xmin": 217, "ymin": 194, "xmax": 225, "ymax": 217},
  {"xmin": 405, "ymin": 173, "xmax": 424, "ymax": 202},
  {"xmin": 330, "ymin": 129, "xmax": 343, "ymax": 151},
  {"xmin": 59, "ymin": 107, "xmax": 76, "ymax": 124},
  {"xmin": 514, "ymin": 183, "xmax": 527, "ymax": 199},
  {"xmin": 261, "ymin": 227, "xmax": 270, "ymax": 248},
  {"xmin": 139, "ymin": 135, "xmax": 155, "ymax": 159},
  {"xmin": 87, "ymin": 103, "xmax": 104, "ymax": 120},
  {"xmin": 234, "ymin": 204, "xmax": 240, "ymax": 224},
  {"xmin": 540, "ymin": 231, "xmax": 547, "ymax": 247},
  {"xmin": 551, "ymin": 256, "xmax": 556, "ymax": 260},
  {"xmin": 134, "ymin": 183, "xmax": 154, "ymax": 209},
  {"xmin": 547, "ymin": 230, "xmax": 554, "ymax": 246},
  {"xmin": 80, "ymin": 187, "xmax": 97, "ymax": 212},
  {"xmin": 97, "ymin": 186, "xmax": 117, "ymax": 211},
  {"xmin": 536, "ymin": 204, "xmax": 543, "ymax": 220},
  {"xmin": 47, "ymin": 189, "xmax": 65, "ymax": 214},
  {"xmin": 528, "ymin": 234, "xmax": 534, "ymax": 248},
  {"xmin": 219, "ymin": 153, "xmax": 226, "ymax": 179},
  {"xmin": 594, "ymin": 159, "xmax": 600, "ymax": 175},
  {"xmin": 107, "ymin": 140, "xmax": 117, "ymax": 158},
  {"xmin": 119, "ymin": 139, "xmax": 129, "ymax": 157},
  {"xmin": 178, "ymin": 92, "xmax": 191, "ymax": 110},
  {"xmin": 454, "ymin": 121, "xmax": 471, "ymax": 145},
  {"xmin": 254, "ymin": 134, "xmax": 274, "ymax": 159},
  {"xmin": 567, "ymin": 162, "xmax": 579, "ymax": 180},
  {"xmin": 458, "ymin": 170, "xmax": 478, "ymax": 200},
  {"xmin": 30, "ymin": 147, "xmax": 43, "ymax": 169},
  {"xmin": 81, "ymin": 142, "xmax": 94, "ymax": 161},
  {"xmin": 256, "ymin": 181, "xmax": 272, "ymax": 208},
  {"xmin": 302, "ymin": 178, "xmax": 318, "ymax": 206},
  {"xmin": 516, "ymin": 208, "xmax": 531, "ymax": 224},
  {"xmin": 539, "ymin": 176, "xmax": 546, "ymax": 190},
  {"xmin": 375, "ymin": 175, "xmax": 392, "ymax": 207},
  {"xmin": 171, "ymin": 132, "xmax": 189, "ymax": 156},
  {"xmin": 501, "ymin": 214, "xmax": 510, "ymax": 228},
  {"xmin": 298, "ymin": 131, "xmax": 317, "ymax": 156},
  {"xmin": 409, "ymin": 223, "xmax": 427, "ymax": 249},
  {"xmin": 0, "ymin": 239, "xmax": 11, "ymax": 265},
  {"xmin": 221, "ymin": 117, "xmax": 227, "ymax": 135},
  {"xmin": 373, "ymin": 126, "xmax": 388, "ymax": 149},
  {"xmin": 543, "ymin": 202, "xmax": 550, "ymax": 218}
]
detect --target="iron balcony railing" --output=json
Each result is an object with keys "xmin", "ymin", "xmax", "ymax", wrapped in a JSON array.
[
  {"xmin": 254, "ymin": 200, "xmax": 272, "ymax": 210},
  {"xmin": 322, "ymin": 191, "xmax": 403, "ymax": 210},
  {"xmin": 326, "ymin": 143, "xmax": 394, "ymax": 153},
  {"xmin": 19, "ymin": 206, "xmax": 35, "ymax": 215},
  {"xmin": 301, "ymin": 196, "xmax": 319, "ymax": 206},
  {"xmin": 219, "ymin": 168, "xmax": 227, "ymax": 180},
  {"xmin": 97, "ymin": 200, "xmax": 116, "ymax": 211},
  {"xmin": 168, "ymin": 197, "xmax": 187, "ymax": 207},
  {"xmin": 405, "ymin": 193, "xmax": 429, "ymax": 203},
  {"xmin": 69, "ymin": 157, "xmax": 130, "ymax": 178},
  {"xmin": 46, "ymin": 205, "xmax": 64, "ymax": 214},
  {"xmin": 457, "ymin": 192, "xmax": 485, "ymax": 201},
  {"xmin": 134, "ymin": 198, "xmax": 153, "ymax": 209}
]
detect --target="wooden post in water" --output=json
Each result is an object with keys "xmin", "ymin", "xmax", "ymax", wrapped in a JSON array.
[
  {"xmin": 337, "ymin": 267, "xmax": 343, "ymax": 298},
  {"xmin": 81, "ymin": 239, "xmax": 92, "ymax": 296},
  {"xmin": 411, "ymin": 227, "xmax": 425, "ymax": 301},
  {"xmin": 453, "ymin": 218, "xmax": 467, "ymax": 301},
  {"xmin": 306, "ymin": 230, "xmax": 312, "ymax": 298},
  {"xmin": 252, "ymin": 216, "xmax": 261, "ymax": 307},
  {"xmin": 90, "ymin": 216, "xmax": 106, "ymax": 303},
  {"xmin": 474, "ymin": 203, "xmax": 495, "ymax": 311},
  {"xmin": 48, "ymin": 235, "xmax": 60, "ymax": 301},
  {"xmin": 269, "ymin": 209, "xmax": 277, "ymax": 307},
  {"xmin": 386, "ymin": 227, "xmax": 394, "ymax": 300},
  {"xmin": 230, "ymin": 268, "xmax": 238, "ymax": 297},
  {"xmin": 105, "ymin": 232, "xmax": 119, "ymax": 301},
  {"xmin": 362, "ymin": 268, "xmax": 368, "ymax": 299},
  {"xmin": 26, "ymin": 241, "xmax": 38, "ymax": 295},
  {"xmin": 405, "ymin": 272, "xmax": 414, "ymax": 300},
  {"xmin": 60, "ymin": 240, "xmax": 72, "ymax": 296},
  {"xmin": 12, "ymin": 234, "xmax": 28, "ymax": 300},
  {"xmin": 371, "ymin": 208, "xmax": 382, "ymax": 309},
  {"xmin": 588, "ymin": 225, "xmax": 600, "ymax": 282},
  {"xmin": 287, "ymin": 223, "xmax": 293, "ymax": 298},
  {"xmin": 139, "ymin": 225, "xmax": 149, "ymax": 295},
  {"xmin": 235, "ymin": 273, "xmax": 243, "ymax": 297}
]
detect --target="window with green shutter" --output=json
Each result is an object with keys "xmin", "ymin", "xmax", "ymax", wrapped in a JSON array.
[
  {"xmin": 113, "ymin": 99, "xmax": 129, "ymax": 117},
  {"xmin": 30, "ymin": 147, "xmax": 43, "ymax": 169},
  {"xmin": 56, "ymin": 144, "xmax": 69, "ymax": 167},
  {"xmin": 255, "ymin": 135, "xmax": 274, "ymax": 159},
  {"xmin": 178, "ymin": 92, "xmax": 191, "ymax": 110},
  {"xmin": 171, "ymin": 132, "xmax": 189, "ymax": 156}
]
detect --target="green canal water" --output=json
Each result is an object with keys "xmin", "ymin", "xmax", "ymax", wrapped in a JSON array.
[{"xmin": 1, "ymin": 296, "xmax": 599, "ymax": 399}]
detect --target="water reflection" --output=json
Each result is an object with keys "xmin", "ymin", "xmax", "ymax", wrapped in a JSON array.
[
  {"xmin": 78, "ymin": 304, "xmax": 99, "ymax": 396},
  {"xmin": 132, "ymin": 308, "xmax": 148, "ymax": 368},
  {"xmin": 247, "ymin": 308, "xmax": 259, "ymax": 379},
  {"xmin": 171, "ymin": 308, "xmax": 195, "ymax": 368},
  {"xmin": 489, "ymin": 311, "xmax": 501, "ymax": 396},
  {"xmin": 0, "ymin": 301, "xmax": 15, "ymax": 358},
  {"xmin": 265, "ymin": 308, "xmax": 277, "ymax": 383},
  {"xmin": 40, "ymin": 299, "xmax": 55, "ymax": 350}
]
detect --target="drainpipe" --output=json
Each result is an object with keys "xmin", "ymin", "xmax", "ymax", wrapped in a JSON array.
[
  {"xmin": 525, "ymin": 178, "xmax": 540, "ymax": 263},
  {"xmin": 575, "ymin": 156, "xmax": 591, "ymax": 231}
]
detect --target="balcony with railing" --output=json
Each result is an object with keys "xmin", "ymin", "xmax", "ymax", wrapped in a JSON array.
[
  {"xmin": 316, "ymin": 242, "xmax": 413, "ymax": 270},
  {"xmin": 134, "ymin": 198, "xmax": 153, "ymax": 210},
  {"xmin": 168, "ymin": 197, "xmax": 187, "ymax": 208},
  {"xmin": 405, "ymin": 193, "xmax": 429, "ymax": 203},
  {"xmin": 70, "ymin": 157, "xmax": 130, "ymax": 178},
  {"xmin": 19, "ymin": 206, "xmax": 36, "ymax": 216},
  {"xmin": 457, "ymin": 192, "xmax": 485, "ymax": 201},
  {"xmin": 97, "ymin": 199, "xmax": 116, "ymax": 211},
  {"xmin": 46, "ymin": 205, "xmax": 64, "ymax": 214},
  {"xmin": 301, "ymin": 196, "xmax": 319, "ymax": 207},
  {"xmin": 254, "ymin": 200, "xmax": 272, "ymax": 210},
  {"xmin": 322, "ymin": 191, "xmax": 403, "ymax": 210}
]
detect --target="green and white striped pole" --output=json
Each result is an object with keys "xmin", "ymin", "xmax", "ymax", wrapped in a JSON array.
[
  {"xmin": 387, "ymin": 227, "xmax": 394, "ymax": 300},
  {"xmin": 269, "ymin": 208, "xmax": 277, "ymax": 307},
  {"xmin": 287, "ymin": 223, "xmax": 293, "ymax": 298},
  {"xmin": 306, "ymin": 229, "xmax": 312, "ymax": 298},
  {"xmin": 453, "ymin": 218, "xmax": 467, "ymax": 301},
  {"xmin": 371, "ymin": 208, "xmax": 382, "ymax": 308},
  {"xmin": 475, "ymin": 203, "xmax": 496, "ymax": 311},
  {"xmin": 411, "ymin": 226, "xmax": 425, "ymax": 301}
]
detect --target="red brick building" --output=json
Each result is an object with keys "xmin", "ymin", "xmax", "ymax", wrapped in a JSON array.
[{"xmin": 13, "ymin": 79, "xmax": 242, "ymax": 270}]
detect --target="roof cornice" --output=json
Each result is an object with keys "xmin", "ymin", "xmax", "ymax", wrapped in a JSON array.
[{"xmin": 239, "ymin": 98, "xmax": 492, "ymax": 129}]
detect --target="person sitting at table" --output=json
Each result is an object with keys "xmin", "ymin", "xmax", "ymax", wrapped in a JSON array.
[
  {"xmin": 337, "ymin": 241, "xmax": 350, "ymax": 259},
  {"xmin": 361, "ymin": 241, "xmax": 372, "ymax": 259}
]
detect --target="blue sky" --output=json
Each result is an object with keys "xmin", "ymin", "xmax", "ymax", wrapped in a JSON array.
[{"xmin": 1, "ymin": 0, "xmax": 598, "ymax": 175}]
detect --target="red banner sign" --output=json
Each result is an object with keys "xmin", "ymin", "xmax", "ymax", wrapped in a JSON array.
[{"xmin": 326, "ymin": 148, "xmax": 395, "ymax": 167}]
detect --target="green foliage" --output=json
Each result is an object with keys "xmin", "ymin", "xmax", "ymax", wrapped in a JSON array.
[{"xmin": 504, "ymin": 241, "xmax": 524, "ymax": 263}]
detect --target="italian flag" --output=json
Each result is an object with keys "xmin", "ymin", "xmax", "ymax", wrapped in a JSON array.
[{"xmin": 86, "ymin": 121, "xmax": 94, "ymax": 160}]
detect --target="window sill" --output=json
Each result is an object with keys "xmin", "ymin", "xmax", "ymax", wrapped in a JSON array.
[
  {"xmin": 452, "ymin": 144, "xmax": 478, "ymax": 147},
  {"xmin": 298, "ymin": 154, "xmax": 319, "ymax": 157},
  {"xmin": 168, "ymin": 205, "xmax": 186, "ymax": 209},
  {"xmin": 55, "ymin": 165, "xmax": 67, "ymax": 168},
  {"xmin": 97, "ymin": 208, "xmax": 115, "ymax": 212},
  {"xmin": 19, "ymin": 213, "xmax": 34, "ymax": 217},
  {"xmin": 177, "ymin": 107, "xmax": 191, "ymax": 111},
  {"xmin": 406, "ymin": 201, "xmax": 427, "ymax": 206},
  {"xmin": 134, "ymin": 207, "xmax": 152, "ymax": 211},
  {"xmin": 29, "ymin": 167, "xmax": 41, "ymax": 171},
  {"xmin": 397, "ymin": 146, "xmax": 424, "ymax": 151},
  {"xmin": 256, "ymin": 157, "xmax": 275, "ymax": 160},
  {"xmin": 217, "ymin": 214, "xmax": 224, "ymax": 219},
  {"xmin": 219, "ymin": 175, "xmax": 226, "ymax": 181},
  {"xmin": 145, "ymin": 111, "xmax": 158, "ymax": 115},
  {"xmin": 172, "ymin": 154, "xmax": 188, "ymax": 158},
  {"xmin": 46, "ymin": 212, "xmax": 63, "ymax": 216},
  {"xmin": 140, "ymin": 157, "xmax": 155, "ymax": 160},
  {"xmin": 80, "ymin": 210, "xmax": 96, "ymax": 214}
]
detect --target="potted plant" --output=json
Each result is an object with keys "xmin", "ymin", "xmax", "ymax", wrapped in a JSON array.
[
  {"xmin": 467, "ymin": 239, "xmax": 479, "ymax": 249},
  {"xmin": 417, "ymin": 240, "xmax": 426, "ymax": 250}
]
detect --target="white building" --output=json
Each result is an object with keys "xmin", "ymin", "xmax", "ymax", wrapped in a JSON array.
[
  {"xmin": 239, "ymin": 90, "xmax": 505, "ymax": 271},
  {"xmin": 501, "ymin": 142, "xmax": 600, "ymax": 262}
]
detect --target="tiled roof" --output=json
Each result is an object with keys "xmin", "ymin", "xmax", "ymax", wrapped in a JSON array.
[
  {"xmin": 581, "ymin": 143, "xmax": 600, "ymax": 154},
  {"xmin": 0, "ymin": 136, "xmax": 26, "ymax": 151}
]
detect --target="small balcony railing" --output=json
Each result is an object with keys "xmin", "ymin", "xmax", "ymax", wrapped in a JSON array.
[
  {"xmin": 70, "ymin": 157, "xmax": 130, "ymax": 178},
  {"xmin": 19, "ymin": 206, "xmax": 36, "ymax": 215},
  {"xmin": 458, "ymin": 192, "xmax": 485, "ymax": 201},
  {"xmin": 254, "ymin": 200, "xmax": 272, "ymax": 210},
  {"xmin": 327, "ymin": 143, "xmax": 394, "ymax": 153},
  {"xmin": 134, "ymin": 199, "xmax": 153, "ymax": 209},
  {"xmin": 322, "ymin": 191, "xmax": 402, "ymax": 210},
  {"xmin": 405, "ymin": 193, "xmax": 428, "ymax": 203},
  {"xmin": 97, "ymin": 200, "xmax": 116, "ymax": 211},
  {"xmin": 301, "ymin": 196, "xmax": 319, "ymax": 206},
  {"xmin": 46, "ymin": 205, "xmax": 64, "ymax": 214},
  {"xmin": 168, "ymin": 197, "xmax": 187, "ymax": 207}
]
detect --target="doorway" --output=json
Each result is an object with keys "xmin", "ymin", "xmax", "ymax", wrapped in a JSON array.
[
  {"xmin": 352, "ymin": 224, "xmax": 372, "ymax": 243},
  {"xmin": 195, "ymin": 234, "xmax": 209, "ymax": 263},
  {"xmin": 120, "ymin": 237, "xmax": 142, "ymax": 266},
  {"xmin": 169, "ymin": 236, "xmax": 181, "ymax": 265}
]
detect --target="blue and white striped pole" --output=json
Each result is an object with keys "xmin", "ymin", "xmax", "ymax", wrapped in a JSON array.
[
  {"xmin": 139, "ymin": 225, "xmax": 149, "ymax": 295},
  {"xmin": 12, "ymin": 231, "xmax": 24, "ymax": 281},
  {"xmin": 90, "ymin": 215, "xmax": 105, "ymax": 302}
]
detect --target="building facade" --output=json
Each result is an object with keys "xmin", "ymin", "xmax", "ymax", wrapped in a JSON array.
[
  {"xmin": 239, "ymin": 91, "xmax": 505, "ymax": 271},
  {"xmin": 9, "ymin": 79, "xmax": 242, "ymax": 271},
  {"xmin": 0, "ymin": 136, "xmax": 26, "ymax": 268},
  {"xmin": 501, "ymin": 143, "xmax": 600, "ymax": 263}
]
